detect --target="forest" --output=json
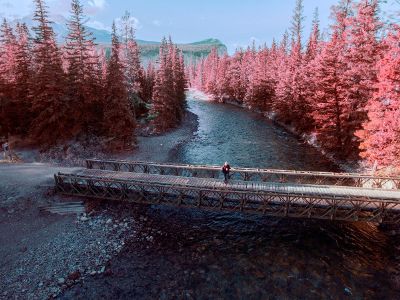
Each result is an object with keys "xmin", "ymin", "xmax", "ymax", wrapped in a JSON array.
[
  {"xmin": 188, "ymin": 0, "xmax": 400, "ymax": 170},
  {"xmin": 1, "ymin": 0, "xmax": 399, "ymax": 171},
  {"xmin": 0, "ymin": 0, "xmax": 187, "ymax": 150}
]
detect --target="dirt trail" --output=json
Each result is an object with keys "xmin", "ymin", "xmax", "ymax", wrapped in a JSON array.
[{"xmin": 0, "ymin": 111, "xmax": 199, "ymax": 299}]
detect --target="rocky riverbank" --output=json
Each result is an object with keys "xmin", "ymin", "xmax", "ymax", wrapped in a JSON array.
[
  {"xmin": 0, "ymin": 110, "xmax": 199, "ymax": 299},
  {"xmin": 9, "ymin": 110, "xmax": 198, "ymax": 167}
]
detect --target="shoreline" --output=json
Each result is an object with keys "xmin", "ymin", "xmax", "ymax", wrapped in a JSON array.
[
  {"xmin": 0, "ymin": 109, "xmax": 199, "ymax": 299},
  {"xmin": 7, "ymin": 110, "xmax": 199, "ymax": 167},
  {"xmin": 120, "ymin": 110, "xmax": 199, "ymax": 163}
]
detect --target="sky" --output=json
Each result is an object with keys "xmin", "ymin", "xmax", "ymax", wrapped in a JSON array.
[{"xmin": 1, "ymin": 0, "xmax": 399, "ymax": 53}]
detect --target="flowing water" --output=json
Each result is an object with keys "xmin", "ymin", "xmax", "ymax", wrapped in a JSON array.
[
  {"xmin": 173, "ymin": 91, "xmax": 338, "ymax": 171},
  {"xmin": 63, "ymin": 91, "xmax": 400, "ymax": 299}
]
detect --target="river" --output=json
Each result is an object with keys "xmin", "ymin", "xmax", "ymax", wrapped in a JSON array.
[{"xmin": 62, "ymin": 90, "xmax": 400, "ymax": 299}]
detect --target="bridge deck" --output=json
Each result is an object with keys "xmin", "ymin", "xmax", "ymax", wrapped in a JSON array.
[
  {"xmin": 74, "ymin": 169, "xmax": 400, "ymax": 201},
  {"xmin": 55, "ymin": 166, "xmax": 400, "ymax": 223},
  {"xmin": 86, "ymin": 159, "xmax": 400, "ymax": 189}
]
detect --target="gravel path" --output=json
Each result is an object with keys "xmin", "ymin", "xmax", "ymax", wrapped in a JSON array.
[{"xmin": 0, "ymin": 110, "xmax": 199, "ymax": 299}]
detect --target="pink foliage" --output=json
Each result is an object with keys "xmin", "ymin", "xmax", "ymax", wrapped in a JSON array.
[
  {"xmin": 189, "ymin": 0, "xmax": 393, "ymax": 166},
  {"xmin": 358, "ymin": 25, "xmax": 400, "ymax": 167}
]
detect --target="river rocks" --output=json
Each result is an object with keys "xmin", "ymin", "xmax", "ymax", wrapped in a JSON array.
[
  {"xmin": 0, "ymin": 201, "xmax": 139, "ymax": 300},
  {"xmin": 344, "ymin": 287, "xmax": 352, "ymax": 295},
  {"xmin": 67, "ymin": 270, "xmax": 81, "ymax": 281}
]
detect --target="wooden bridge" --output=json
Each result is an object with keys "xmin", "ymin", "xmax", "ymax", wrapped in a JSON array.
[{"xmin": 54, "ymin": 159, "xmax": 400, "ymax": 224}]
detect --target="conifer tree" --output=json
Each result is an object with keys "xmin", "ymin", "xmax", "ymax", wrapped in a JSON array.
[
  {"xmin": 215, "ymin": 53, "xmax": 230, "ymax": 102},
  {"xmin": 64, "ymin": 0, "xmax": 100, "ymax": 136},
  {"xmin": 103, "ymin": 22, "xmax": 136, "ymax": 148},
  {"xmin": 171, "ymin": 44, "xmax": 187, "ymax": 120},
  {"xmin": 312, "ymin": 31, "xmax": 349, "ymax": 155},
  {"xmin": 150, "ymin": 38, "xmax": 175, "ymax": 131},
  {"xmin": 30, "ymin": 0, "xmax": 68, "ymax": 145},
  {"xmin": 121, "ymin": 15, "xmax": 144, "ymax": 119},
  {"xmin": 275, "ymin": 0, "xmax": 311, "ymax": 131},
  {"xmin": 227, "ymin": 51, "xmax": 245, "ymax": 101},
  {"xmin": 14, "ymin": 23, "xmax": 33, "ymax": 134},
  {"xmin": 343, "ymin": 0, "xmax": 382, "ymax": 156},
  {"xmin": 142, "ymin": 61, "xmax": 155, "ymax": 102},
  {"xmin": 357, "ymin": 25, "xmax": 400, "ymax": 167},
  {"xmin": 0, "ymin": 19, "xmax": 17, "ymax": 136},
  {"xmin": 149, "ymin": 37, "xmax": 186, "ymax": 131}
]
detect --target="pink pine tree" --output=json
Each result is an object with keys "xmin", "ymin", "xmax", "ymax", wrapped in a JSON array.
[
  {"xmin": 215, "ymin": 53, "xmax": 230, "ymax": 101},
  {"xmin": 342, "ymin": 0, "xmax": 382, "ymax": 157},
  {"xmin": 103, "ymin": 22, "xmax": 136, "ymax": 148},
  {"xmin": 120, "ymin": 12, "xmax": 144, "ymax": 118},
  {"xmin": 14, "ymin": 23, "xmax": 33, "ymax": 134},
  {"xmin": 357, "ymin": 25, "xmax": 400, "ymax": 167},
  {"xmin": 0, "ymin": 19, "xmax": 18, "ymax": 136},
  {"xmin": 64, "ymin": 0, "xmax": 101, "ymax": 136},
  {"xmin": 30, "ymin": 0, "xmax": 69, "ymax": 145},
  {"xmin": 150, "ymin": 38, "xmax": 175, "ymax": 131},
  {"xmin": 312, "ymin": 31, "xmax": 349, "ymax": 155},
  {"xmin": 142, "ymin": 61, "xmax": 156, "ymax": 102}
]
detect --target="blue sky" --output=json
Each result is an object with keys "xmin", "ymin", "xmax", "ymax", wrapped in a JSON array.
[{"xmin": 1, "ymin": 0, "xmax": 399, "ymax": 53}]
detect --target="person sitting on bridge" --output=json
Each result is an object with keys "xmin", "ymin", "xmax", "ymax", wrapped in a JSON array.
[{"xmin": 222, "ymin": 162, "xmax": 231, "ymax": 183}]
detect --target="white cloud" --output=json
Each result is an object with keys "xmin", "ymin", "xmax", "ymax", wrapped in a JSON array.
[
  {"xmin": 152, "ymin": 19, "xmax": 161, "ymax": 27},
  {"xmin": 86, "ymin": 20, "xmax": 110, "ymax": 31},
  {"xmin": 88, "ymin": 0, "xmax": 106, "ymax": 9}
]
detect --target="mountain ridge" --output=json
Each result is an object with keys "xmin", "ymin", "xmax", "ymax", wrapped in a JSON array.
[{"xmin": 11, "ymin": 14, "xmax": 227, "ymax": 60}]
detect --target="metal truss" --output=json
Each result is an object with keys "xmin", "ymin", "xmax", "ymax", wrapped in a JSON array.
[
  {"xmin": 54, "ymin": 173, "xmax": 400, "ymax": 224},
  {"xmin": 86, "ymin": 159, "xmax": 400, "ymax": 189}
]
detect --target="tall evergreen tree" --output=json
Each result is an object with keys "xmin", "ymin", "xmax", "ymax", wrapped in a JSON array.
[
  {"xmin": 64, "ymin": 0, "xmax": 100, "ymax": 136},
  {"xmin": 343, "ymin": 0, "xmax": 382, "ymax": 156},
  {"xmin": 14, "ymin": 23, "xmax": 33, "ymax": 134},
  {"xmin": 0, "ymin": 19, "xmax": 17, "ymax": 136},
  {"xmin": 357, "ymin": 25, "xmax": 400, "ymax": 167},
  {"xmin": 312, "ymin": 31, "xmax": 349, "ymax": 155},
  {"xmin": 124, "ymin": 22, "xmax": 144, "ymax": 118},
  {"xmin": 103, "ymin": 22, "xmax": 135, "ymax": 148},
  {"xmin": 30, "ymin": 0, "xmax": 68, "ymax": 145},
  {"xmin": 150, "ymin": 38, "xmax": 175, "ymax": 131}
]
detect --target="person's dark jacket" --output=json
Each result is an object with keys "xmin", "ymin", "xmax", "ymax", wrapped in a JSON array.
[{"xmin": 222, "ymin": 164, "xmax": 231, "ymax": 174}]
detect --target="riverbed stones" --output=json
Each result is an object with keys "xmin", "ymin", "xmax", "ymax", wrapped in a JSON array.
[
  {"xmin": 344, "ymin": 287, "xmax": 352, "ymax": 295},
  {"xmin": 67, "ymin": 270, "xmax": 81, "ymax": 281}
]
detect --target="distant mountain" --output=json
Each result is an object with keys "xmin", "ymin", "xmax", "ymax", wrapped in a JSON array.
[
  {"xmin": 12, "ymin": 14, "xmax": 227, "ymax": 62},
  {"xmin": 188, "ymin": 38, "xmax": 224, "ymax": 46},
  {"xmin": 137, "ymin": 39, "xmax": 227, "ymax": 64}
]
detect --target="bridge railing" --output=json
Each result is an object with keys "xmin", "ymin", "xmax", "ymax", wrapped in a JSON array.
[
  {"xmin": 85, "ymin": 159, "xmax": 400, "ymax": 190},
  {"xmin": 54, "ymin": 172, "xmax": 400, "ymax": 224}
]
